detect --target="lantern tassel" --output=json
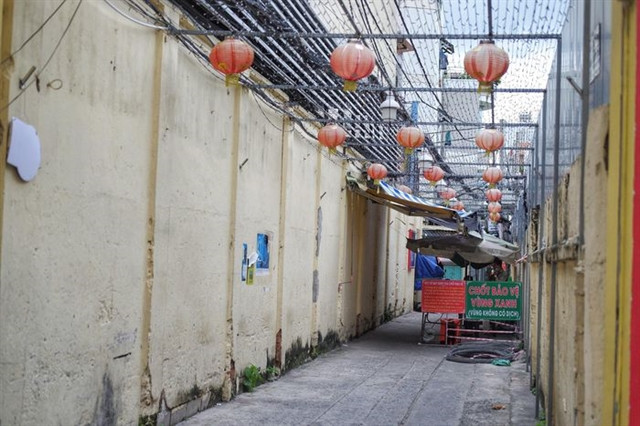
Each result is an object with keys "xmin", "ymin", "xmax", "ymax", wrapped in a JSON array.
[
  {"xmin": 343, "ymin": 80, "xmax": 357, "ymax": 92},
  {"xmin": 404, "ymin": 147, "xmax": 413, "ymax": 156},
  {"xmin": 477, "ymin": 81, "xmax": 493, "ymax": 93},
  {"xmin": 225, "ymin": 74, "xmax": 240, "ymax": 87}
]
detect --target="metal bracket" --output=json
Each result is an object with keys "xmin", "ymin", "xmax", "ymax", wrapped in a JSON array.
[{"xmin": 566, "ymin": 76, "xmax": 583, "ymax": 97}]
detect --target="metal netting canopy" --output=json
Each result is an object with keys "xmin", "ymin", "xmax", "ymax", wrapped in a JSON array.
[{"xmin": 120, "ymin": 0, "xmax": 571, "ymax": 214}]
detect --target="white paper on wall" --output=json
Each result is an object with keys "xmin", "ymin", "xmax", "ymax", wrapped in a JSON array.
[{"xmin": 8, "ymin": 118, "xmax": 41, "ymax": 181}]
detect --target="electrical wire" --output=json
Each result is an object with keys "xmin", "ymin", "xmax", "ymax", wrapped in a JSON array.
[
  {"xmin": 106, "ymin": 0, "xmax": 569, "ymax": 211},
  {"xmin": 2, "ymin": 0, "xmax": 83, "ymax": 112},
  {"xmin": 0, "ymin": 0, "xmax": 69, "ymax": 67},
  {"xmin": 103, "ymin": 0, "xmax": 169, "ymax": 30}
]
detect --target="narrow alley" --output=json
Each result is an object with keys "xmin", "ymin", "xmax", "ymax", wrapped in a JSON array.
[
  {"xmin": 180, "ymin": 313, "xmax": 535, "ymax": 426},
  {"xmin": 2, "ymin": 1, "xmax": 639, "ymax": 425}
]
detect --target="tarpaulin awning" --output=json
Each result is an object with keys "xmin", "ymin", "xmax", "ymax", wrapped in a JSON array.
[
  {"xmin": 345, "ymin": 174, "xmax": 464, "ymax": 225},
  {"xmin": 406, "ymin": 226, "xmax": 520, "ymax": 268}
]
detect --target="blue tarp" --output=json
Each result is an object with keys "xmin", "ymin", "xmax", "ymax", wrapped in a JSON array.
[{"xmin": 414, "ymin": 254, "xmax": 444, "ymax": 290}]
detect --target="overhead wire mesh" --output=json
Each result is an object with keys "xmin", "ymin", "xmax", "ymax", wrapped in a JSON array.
[{"xmin": 118, "ymin": 0, "xmax": 571, "ymax": 217}]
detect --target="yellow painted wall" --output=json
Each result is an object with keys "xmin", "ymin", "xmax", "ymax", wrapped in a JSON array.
[
  {"xmin": 603, "ymin": 2, "xmax": 636, "ymax": 425},
  {"xmin": 0, "ymin": 1, "xmax": 419, "ymax": 424}
]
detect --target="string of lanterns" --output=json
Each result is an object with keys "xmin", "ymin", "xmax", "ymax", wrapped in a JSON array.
[
  {"xmin": 367, "ymin": 163, "xmax": 388, "ymax": 186},
  {"xmin": 396, "ymin": 126, "xmax": 425, "ymax": 156},
  {"xmin": 439, "ymin": 187, "xmax": 457, "ymax": 206},
  {"xmin": 317, "ymin": 124, "xmax": 347, "ymax": 154},
  {"xmin": 329, "ymin": 40, "xmax": 376, "ymax": 92},
  {"xmin": 475, "ymin": 128, "xmax": 504, "ymax": 155},
  {"xmin": 463, "ymin": 40, "xmax": 510, "ymax": 94},
  {"xmin": 464, "ymin": 39, "xmax": 509, "ymax": 222},
  {"xmin": 207, "ymin": 37, "xmax": 511, "ymax": 222},
  {"xmin": 423, "ymin": 166, "xmax": 445, "ymax": 186},
  {"xmin": 208, "ymin": 38, "xmax": 255, "ymax": 86}
]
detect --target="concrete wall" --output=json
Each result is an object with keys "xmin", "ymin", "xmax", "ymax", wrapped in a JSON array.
[
  {"xmin": 0, "ymin": 1, "xmax": 419, "ymax": 424},
  {"xmin": 526, "ymin": 106, "xmax": 608, "ymax": 426}
]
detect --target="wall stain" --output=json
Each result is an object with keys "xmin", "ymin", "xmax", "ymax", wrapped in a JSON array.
[
  {"xmin": 139, "ymin": 366, "xmax": 153, "ymax": 408},
  {"xmin": 92, "ymin": 372, "xmax": 117, "ymax": 426},
  {"xmin": 316, "ymin": 330, "xmax": 341, "ymax": 354},
  {"xmin": 284, "ymin": 338, "xmax": 309, "ymax": 372},
  {"xmin": 315, "ymin": 206, "xmax": 323, "ymax": 257},
  {"xmin": 312, "ymin": 270, "xmax": 319, "ymax": 303}
]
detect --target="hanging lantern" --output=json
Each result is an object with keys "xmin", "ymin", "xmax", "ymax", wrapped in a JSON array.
[
  {"xmin": 317, "ymin": 124, "xmax": 347, "ymax": 154},
  {"xmin": 330, "ymin": 40, "xmax": 376, "ymax": 92},
  {"xmin": 423, "ymin": 165, "xmax": 445, "ymax": 186},
  {"xmin": 439, "ymin": 187, "xmax": 457, "ymax": 204},
  {"xmin": 489, "ymin": 212, "xmax": 501, "ymax": 222},
  {"xmin": 488, "ymin": 202, "xmax": 502, "ymax": 213},
  {"xmin": 396, "ymin": 126, "xmax": 425, "ymax": 155},
  {"xmin": 397, "ymin": 185, "xmax": 412, "ymax": 194},
  {"xmin": 475, "ymin": 128, "xmax": 504, "ymax": 155},
  {"xmin": 485, "ymin": 188, "xmax": 503, "ymax": 202},
  {"xmin": 482, "ymin": 166, "xmax": 504, "ymax": 188},
  {"xmin": 463, "ymin": 40, "xmax": 509, "ymax": 93},
  {"xmin": 452, "ymin": 200, "xmax": 465, "ymax": 211},
  {"xmin": 209, "ymin": 38, "xmax": 255, "ymax": 86},
  {"xmin": 367, "ymin": 163, "xmax": 387, "ymax": 186}
]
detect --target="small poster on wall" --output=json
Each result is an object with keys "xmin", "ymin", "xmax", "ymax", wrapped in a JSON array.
[
  {"xmin": 241, "ymin": 243, "xmax": 248, "ymax": 281},
  {"xmin": 256, "ymin": 233, "xmax": 270, "ymax": 276}
]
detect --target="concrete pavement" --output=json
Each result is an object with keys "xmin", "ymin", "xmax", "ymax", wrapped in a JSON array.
[{"xmin": 180, "ymin": 312, "xmax": 536, "ymax": 426}]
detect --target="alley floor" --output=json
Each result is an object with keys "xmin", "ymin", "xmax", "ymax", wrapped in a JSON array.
[{"xmin": 180, "ymin": 312, "xmax": 536, "ymax": 426}]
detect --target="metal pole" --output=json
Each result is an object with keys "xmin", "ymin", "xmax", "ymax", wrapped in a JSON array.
[
  {"xmin": 294, "ymin": 117, "xmax": 539, "ymax": 126},
  {"xmin": 547, "ymin": 37, "xmax": 563, "ymax": 426},
  {"xmin": 172, "ymin": 29, "xmax": 562, "ymax": 40},
  {"xmin": 487, "ymin": 0, "xmax": 494, "ymax": 38},
  {"xmin": 579, "ymin": 0, "xmax": 591, "ymax": 246},
  {"xmin": 248, "ymin": 83, "xmax": 546, "ymax": 93},
  {"xmin": 535, "ymin": 95, "xmax": 548, "ymax": 419}
]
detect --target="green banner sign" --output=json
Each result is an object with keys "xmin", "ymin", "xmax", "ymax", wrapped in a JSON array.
[{"xmin": 465, "ymin": 281, "xmax": 522, "ymax": 321}]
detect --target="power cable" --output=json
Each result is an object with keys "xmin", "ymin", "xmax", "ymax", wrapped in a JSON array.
[
  {"xmin": 2, "ymin": 0, "xmax": 83, "ymax": 112},
  {"xmin": 0, "ymin": 0, "xmax": 68, "ymax": 67}
]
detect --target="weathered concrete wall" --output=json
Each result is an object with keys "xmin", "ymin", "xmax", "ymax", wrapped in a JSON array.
[
  {"xmin": 1, "ymin": 2, "xmax": 154, "ymax": 424},
  {"xmin": 581, "ymin": 106, "xmax": 608, "ymax": 425},
  {"xmin": 527, "ymin": 106, "xmax": 608, "ymax": 426},
  {"xmin": 0, "ymin": 1, "xmax": 419, "ymax": 424}
]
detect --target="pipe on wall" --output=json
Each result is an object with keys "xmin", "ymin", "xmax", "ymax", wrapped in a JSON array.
[
  {"xmin": 579, "ymin": 0, "xmax": 592, "ymax": 246},
  {"xmin": 547, "ymin": 37, "xmax": 563, "ymax": 425},
  {"xmin": 534, "ymin": 95, "xmax": 548, "ymax": 419}
]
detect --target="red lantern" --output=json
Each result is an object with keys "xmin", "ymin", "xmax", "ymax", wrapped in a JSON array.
[
  {"xmin": 475, "ymin": 128, "xmax": 504, "ymax": 155},
  {"xmin": 396, "ymin": 126, "xmax": 425, "ymax": 155},
  {"xmin": 488, "ymin": 202, "xmax": 502, "ymax": 213},
  {"xmin": 482, "ymin": 166, "xmax": 504, "ymax": 188},
  {"xmin": 452, "ymin": 200, "xmax": 465, "ymax": 211},
  {"xmin": 367, "ymin": 163, "xmax": 387, "ymax": 185},
  {"xmin": 317, "ymin": 124, "xmax": 346, "ymax": 154},
  {"xmin": 209, "ymin": 38, "xmax": 255, "ymax": 86},
  {"xmin": 463, "ymin": 40, "xmax": 510, "ymax": 93},
  {"xmin": 489, "ymin": 212, "xmax": 501, "ymax": 222},
  {"xmin": 439, "ymin": 187, "xmax": 457, "ymax": 202},
  {"xmin": 397, "ymin": 185, "xmax": 412, "ymax": 194},
  {"xmin": 423, "ymin": 165, "xmax": 445, "ymax": 186},
  {"xmin": 330, "ymin": 40, "xmax": 376, "ymax": 92},
  {"xmin": 485, "ymin": 188, "xmax": 502, "ymax": 202}
]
